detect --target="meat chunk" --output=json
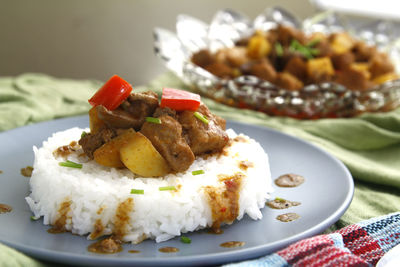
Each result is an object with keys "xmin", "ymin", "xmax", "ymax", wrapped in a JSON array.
[
  {"xmin": 368, "ymin": 53, "xmax": 395, "ymax": 79},
  {"xmin": 249, "ymin": 59, "xmax": 277, "ymax": 83},
  {"xmin": 153, "ymin": 107, "xmax": 176, "ymax": 118},
  {"xmin": 96, "ymin": 105, "xmax": 138, "ymax": 129},
  {"xmin": 335, "ymin": 67, "xmax": 373, "ymax": 90},
  {"xmin": 284, "ymin": 56, "xmax": 307, "ymax": 81},
  {"xmin": 275, "ymin": 72, "xmax": 304, "ymax": 91},
  {"xmin": 352, "ymin": 41, "xmax": 377, "ymax": 62},
  {"xmin": 178, "ymin": 104, "xmax": 229, "ymax": 155},
  {"xmin": 118, "ymin": 91, "xmax": 159, "ymax": 130},
  {"xmin": 331, "ymin": 52, "xmax": 355, "ymax": 70},
  {"xmin": 275, "ymin": 25, "xmax": 307, "ymax": 46},
  {"xmin": 191, "ymin": 49, "xmax": 215, "ymax": 68},
  {"xmin": 79, "ymin": 128, "xmax": 116, "ymax": 159},
  {"xmin": 140, "ymin": 112, "xmax": 194, "ymax": 172},
  {"xmin": 205, "ymin": 62, "xmax": 234, "ymax": 78}
]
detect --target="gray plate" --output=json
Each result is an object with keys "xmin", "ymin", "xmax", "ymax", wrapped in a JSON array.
[{"xmin": 0, "ymin": 116, "xmax": 353, "ymax": 266}]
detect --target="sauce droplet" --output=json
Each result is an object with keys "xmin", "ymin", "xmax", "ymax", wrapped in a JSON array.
[
  {"xmin": 220, "ymin": 241, "xmax": 245, "ymax": 248},
  {"xmin": 88, "ymin": 237, "xmax": 123, "ymax": 254},
  {"xmin": 0, "ymin": 203, "xmax": 12, "ymax": 214},
  {"xmin": 207, "ymin": 228, "xmax": 224, "ymax": 235},
  {"xmin": 0, "ymin": 170, "xmax": 3, "ymax": 174},
  {"xmin": 128, "ymin": 250, "xmax": 141, "ymax": 254},
  {"xmin": 266, "ymin": 198, "xmax": 301, "ymax": 209},
  {"xmin": 276, "ymin": 212, "xmax": 300, "ymax": 222},
  {"xmin": 158, "ymin": 247, "xmax": 179, "ymax": 253},
  {"xmin": 20, "ymin": 166, "xmax": 33, "ymax": 177},
  {"xmin": 275, "ymin": 174, "xmax": 304, "ymax": 187}
]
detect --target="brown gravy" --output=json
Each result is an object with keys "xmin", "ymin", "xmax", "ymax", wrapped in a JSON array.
[
  {"xmin": 53, "ymin": 141, "xmax": 80, "ymax": 158},
  {"xmin": 276, "ymin": 213, "xmax": 300, "ymax": 222},
  {"xmin": 158, "ymin": 247, "xmax": 179, "ymax": 253},
  {"xmin": 113, "ymin": 198, "xmax": 134, "ymax": 240},
  {"xmin": 88, "ymin": 237, "xmax": 123, "ymax": 254},
  {"xmin": 205, "ymin": 172, "xmax": 243, "ymax": 233},
  {"xmin": 89, "ymin": 219, "xmax": 105, "ymax": 240},
  {"xmin": 0, "ymin": 203, "xmax": 12, "ymax": 214},
  {"xmin": 47, "ymin": 200, "xmax": 71, "ymax": 234},
  {"xmin": 266, "ymin": 198, "xmax": 301, "ymax": 209},
  {"xmin": 20, "ymin": 166, "xmax": 33, "ymax": 177},
  {"xmin": 220, "ymin": 241, "xmax": 245, "ymax": 248},
  {"xmin": 207, "ymin": 229, "xmax": 224, "ymax": 235},
  {"xmin": 275, "ymin": 174, "xmax": 304, "ymax": 187},
  {"xmin": 239, "ymin": 160, "xmax": 254, "ymax": 171}
]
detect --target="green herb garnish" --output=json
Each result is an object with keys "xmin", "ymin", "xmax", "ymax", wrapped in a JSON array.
[
  {"xmin": 274, "ymin": 197, "xmax": 286, "ymax": 202},
  {"xmin": 194, "ymin": 112, "xmax": 209, "ymax": 124},
  {"xmin": 30, "ymin": 216, "xmax": 39, "ymax": 221},
  {"xmin": 180, "ymin": 236, "xmax": 192, "ymax": 244},
  {"xmin": 59, "ymin": 160, "xmax": 82, "ymax": 169},
  {"xmin": 130, "ymin": 189, "xmax": 144, "ymax": 194},
  {"xmin": 81, "ymin": 131, "xmax": 87, "ymax": 138},
  {"xmin": 192, "ymin": 170, "xmax": 205, "ymax": 175},
  {"xmin": 275, "ymin": 42, "xmax": 284, "ymax": 57},
  {"xmin": 146, "ymin": 117, "xmax": 161, "ymax": 124},
  {"xmin": 289, "ymin": 39, "xmax": 317, "ymax": 59},
  {"xmin": 306, "ymin": 38, "xmax": 321, "ymax": 47},
  {"xmin": 159, "ymin": 186, "xmax": 176, "ymax": 191}
]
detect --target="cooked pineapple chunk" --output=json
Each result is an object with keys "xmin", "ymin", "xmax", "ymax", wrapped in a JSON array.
[
  {"xmin": 330, "ymin": 33, "xmax": 354, "ymax": 54},
  {"xmin": 89, "ymin": 107, "xmax": 105, "ymax": 134},
  {"xmin": 247, "ymin": 35, "xmax": 271, "ymax": 59},
  {"xmin": 372, "ymin": 72, "xmax": 399, "ymax": 84},
  {"xmin": 307, "ymin": 57, "xmax": 335, "ymax": 81},
  {"xmin": 350, "ymin": 63, "xmax": 371, "ymax": 80}
]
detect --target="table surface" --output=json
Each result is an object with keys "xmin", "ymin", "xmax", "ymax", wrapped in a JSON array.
[{"xmin": 0, "ymin": 0, "xmax": 315, "ymax": 85}]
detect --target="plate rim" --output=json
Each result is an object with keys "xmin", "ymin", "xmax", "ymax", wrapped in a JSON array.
[{"xmin": 0, "ymin": 116, "xmax": 354, "ymax": 266}]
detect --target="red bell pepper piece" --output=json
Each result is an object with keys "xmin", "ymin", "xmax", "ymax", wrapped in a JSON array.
[
  {"xmin": 88, "ymin": 75, "xmax": 133, "ymax": 110},
  {"xmin": 160, "ymin": 88, "xmax": 201, "ymax": 111}
]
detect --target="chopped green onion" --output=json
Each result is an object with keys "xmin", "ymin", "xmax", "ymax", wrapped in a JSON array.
[
  {"xmin": 159, "ymin": 186, "xmax": 176, "ymax": 191},
  {"xmin": 81, "ymin": 131, "xmax": 87, "ymax": 138},
  {"xmin": 130, "ymin": 189, "xmax": 144, "ymax": 194},
  {"xmin": 59, "ymin": 160, "xmax": 82, "ymax": 169},
  {"xmin": 275, "ymin": 197, "xmax": 286, "ymax": 202},
  {"xmin": 146, "ymin": 117, "xmax": 161, "ymax": 124},
  {"xmin": 30, "ymin": 216, "xmax": 39, "ymax": 221},
  {"xmin": 192, "ymin": 170, "xmax": 205, "ymax": 175},
  {"xmin": 275, "ymin": 42, "xmax": 284, "ymax": 57},
  {"xmin": 194, "ymin": 112, "xmax": 209, "ymax": 124},
  {"xmin": 306, "ymin": 38, "xmax": 321, "ymax": 47},
  {"xmin": 180, "ymin": 236, "xmax": 191, "ymax": 244},
  {"xmin": 289, "ymin": 39, "xmax": 314, "ymax": 59},
  {"xmin": 310, "ymin": 48, "xmax": 320, "ymax": 56}
]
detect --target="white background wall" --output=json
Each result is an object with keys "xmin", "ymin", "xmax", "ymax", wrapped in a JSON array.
[{"xmin": 0, "ymin": 0, "xmax": 315, "ymax": 85}]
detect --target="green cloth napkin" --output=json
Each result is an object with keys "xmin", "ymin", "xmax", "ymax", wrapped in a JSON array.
[{"xmin": 0, "ymin": 72, "xmax": 399, "ymax": 266}]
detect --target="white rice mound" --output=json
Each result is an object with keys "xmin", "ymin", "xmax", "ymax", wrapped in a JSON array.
[{"xmin": 26, "ymin": 127, "xmax": 273, "ymax": 243}]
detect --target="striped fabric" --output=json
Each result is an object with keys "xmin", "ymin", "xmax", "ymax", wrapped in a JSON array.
[{"xmin": 226, "ymin": 212, "xmax": 400, "ymax": 267}]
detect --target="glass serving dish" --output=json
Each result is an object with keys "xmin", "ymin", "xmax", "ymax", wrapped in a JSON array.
[{"xmin": 153, "ymin": 7, "xmax": 400, "ymax": 119}]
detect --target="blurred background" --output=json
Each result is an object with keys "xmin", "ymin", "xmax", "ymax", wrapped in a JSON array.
[
  {"xmin": 0, "ymin": 0, "xmax": 316, "ymax": 85},
  {"xmin": 1, "ymin": 0, "xmax": 399, "ymax": 85}
]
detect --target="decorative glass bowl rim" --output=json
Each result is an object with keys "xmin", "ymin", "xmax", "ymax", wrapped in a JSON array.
[{"xmin": 154, "ymin": 7, "xmax": 400, "ymax": 119}]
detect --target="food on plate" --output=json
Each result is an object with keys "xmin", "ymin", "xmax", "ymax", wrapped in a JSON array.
[
  {"xmin": 191, "ymin": 25, "xmax": 398, "ymax": 91},
  {"xmin": 25, "ymin": 75, "xmax": 273, "ymax": 244}
]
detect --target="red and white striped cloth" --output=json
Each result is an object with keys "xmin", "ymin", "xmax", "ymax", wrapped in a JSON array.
[{"xmin": 227, "ymin": 212, "xmax": 400, "ymax": 266}]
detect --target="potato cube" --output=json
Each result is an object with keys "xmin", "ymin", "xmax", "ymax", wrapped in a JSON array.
[
  {"xmin": 120, "ymin": 132, "xmax": 170, "ymax": 177},
  {"xmin": 93, "ymin": 129, "xmax": 136, "ymax": 168}
]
